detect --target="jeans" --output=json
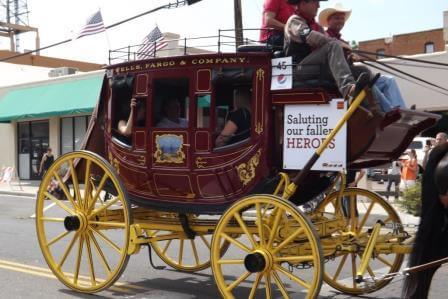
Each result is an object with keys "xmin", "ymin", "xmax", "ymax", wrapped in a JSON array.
[
  {"xmin": 372, "ymin": 75, "xmax": 407, "ymax": 112},
  {"xmin": 299, "ymin": 41, "xmax": 355, "ymax": 97}
]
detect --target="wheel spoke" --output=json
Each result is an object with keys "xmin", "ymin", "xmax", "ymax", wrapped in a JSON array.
[
  {"xmin": 200, "ymin": 235, "xmax": 211, "ymax": 249},
  {"xmin": 248, "ymin": 272, "xmax": 262, "ymax": 299},
  {"xmin": 162, "ymin": 239, "xmax": 172, "ymax": 254},
  {"xmin": 267, "ymin": 208, "xmax": 283, "ymax": 249},
  {"xmin": 272, "ymin": 228, "xmax": 304, "ymax": 255},
  {"xmin": 217, "ymin": 259, "xmax": 244, "ymax": 265},
  {"xmin": 190, "ymin": 240, "xmax": 200, "ymax": 266},
  {"xmin": 255, "ymin": 203, "xmax": 265, "ymax": 246},
  {"xmin": 53, "ymin": 171, "xmax": 77, "ymax": 209},
  {"xmin": 221, "ymin": 233, "xmax": 251, "ymax": 253},
  {"xmin": 88, "ymin": 230, "xmax": 111, "ymax": 275},
  {"xmin": 88, "ymin": 172, "xmax": 109, "ymax": 213},
  {"xmin": 357, "ymin": 202, "xmax": 375, "ymax": 234},
  {"xmin": 58, "ymin": 232, "xmax": 79, "ymax": 270},
  {"xmin": 83, "ymin": 160, "xmax": 92, "ymax": 211},
  {"xmin": 350, "ymin": 195, "xmax": 358, "ymax": 232},
  {"xmin": 40, "ymin": 217, "xmax": 64, "ymax": 223},
  {"xmin": 234, "ymin": 212, "xmax": 257, "ymax": 250},
  {"xmin": 376, "ymin": 255, "xmax": 393, "ymax": 267},
  {"xmin": 265, "ymin": 273, "xmax": 272, "ymax": 298},
  {"xmin": 351, "ymin": 253, "xmax": 357, "ymax": 288},
  {"xmin": 226, "ymin": 271, "xmax": 251, "ymax": 292},
  {"xmin": 73, "ymin": 234, "xmax": 85, "ymax": 285},
  {"xmin": 85, "ymin": 233, "xmax": 97, "ymax": 286},
  {"xmin": 44, "ymin": 192, "xmax": 75, "ymax": 215},
  {"xmin": 274, "ymin": 265, "xmax": 310, "ymax": 289},
  {"xmin": 178, "ymin": 239, "xmax": 184, "ymax": 266},
  {"xmin": 90, "ymin": 196, "xmax": 121, "ymax": 218},
  {"xmin": 47, "ymin": 230, "xmax": 71, "ymax": 247},
  {"xmin": 333, "ymin": 254, "xmax": 348, "ymax": 281},
  {"xmin": 69, "ymin": 159, "xmax": 82, "ymax": 208},
  {"xmin": 272, "ymin": 271, "xmax": 290, "ymax": 299},
  {"xmin": 89, "ymin": 227, "xmax": 121, "ymax": 254}
]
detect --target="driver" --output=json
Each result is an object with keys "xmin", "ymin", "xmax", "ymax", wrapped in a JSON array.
[{"xmin": 284, "ymin": 0, "xmax": 368, "ymax": 99}]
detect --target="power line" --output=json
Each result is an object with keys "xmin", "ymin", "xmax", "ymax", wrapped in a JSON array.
[{"xmin": 0, "ymin": 0, "xmax": 200, "ymax": 62}]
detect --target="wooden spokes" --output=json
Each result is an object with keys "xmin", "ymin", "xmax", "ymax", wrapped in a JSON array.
[{"xmin": 35, "ymin": 151, "xmax": 131, "ymax": 293}]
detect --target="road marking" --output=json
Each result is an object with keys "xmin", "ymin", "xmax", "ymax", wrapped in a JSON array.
[
  {"xmin": 0, "ymin": 259, "xmax": 146, "ymax": 294},
  {"xmin": 30, "ymin": 202, "xmax": 57, "ymax": 219}
]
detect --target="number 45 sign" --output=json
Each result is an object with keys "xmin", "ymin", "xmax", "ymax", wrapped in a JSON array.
[{"xmin": 271, "ymin": 57, "xmax": 292, "ymax": 90}]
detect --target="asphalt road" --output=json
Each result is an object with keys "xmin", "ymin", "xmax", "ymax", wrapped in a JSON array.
[{"xmin": 1, "ymin": 194, "xmax": 447, "ymax": 298}]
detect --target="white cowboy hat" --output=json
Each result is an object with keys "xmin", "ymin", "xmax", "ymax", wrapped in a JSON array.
[{"xmin": 318, "ymin": 3, "xmax": 352, "ymax": 28}]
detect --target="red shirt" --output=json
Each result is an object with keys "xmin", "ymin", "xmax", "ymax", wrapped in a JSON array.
[{"xmin": 260, "ymin": 0, "xmax": 296, "ymax": 42}]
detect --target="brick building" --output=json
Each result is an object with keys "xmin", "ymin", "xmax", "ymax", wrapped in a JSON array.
[{"xmin": 359, "ymin": 28, "xmax": 446, "ymax": 58}]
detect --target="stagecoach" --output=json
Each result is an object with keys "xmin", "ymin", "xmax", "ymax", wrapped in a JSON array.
[{"xmin": 35, "ymin": 29, "xmax": 440, "ymax": 298}]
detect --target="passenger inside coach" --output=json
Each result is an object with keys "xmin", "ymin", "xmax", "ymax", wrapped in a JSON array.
[
  {"xmin": 117, "ymin": 98, "xmax": 146, "ymax": 137},
  {"xmin": 156, "ymin": 98, "xmax": 188, "ymax": 128},
  {"xmin": 215, "ymin": 87, "xmax": 252, "ymax": 147}
]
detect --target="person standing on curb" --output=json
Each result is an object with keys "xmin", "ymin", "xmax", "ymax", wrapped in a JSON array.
[
  {"xmin": 401, "ymin": 149, "xmax": 418, "ymax": 189},
  {"xmin": 386, "ymin": 160, "xmax": 401, "ymax": 201}
]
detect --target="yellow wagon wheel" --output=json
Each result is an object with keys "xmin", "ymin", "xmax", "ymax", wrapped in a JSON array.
[
  {"xmin": 315, "ymin": 188, "xmax": 405, "ymax": 295},
  {"xmin": 211, "ymin": 194, "xmax": 323, "ymax": 299},
  {"xmin": 36, "ymin": 151, "xmax": 131, "ymax": 293},
  {"xmin": 146, "ymin": 217, "xmax": 230, "ymax": 272}
]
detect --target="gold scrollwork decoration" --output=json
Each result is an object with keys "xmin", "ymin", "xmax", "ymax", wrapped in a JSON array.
[
  {"xmin": 153, "ymin": 134, "xmax": 186, "ymax": 164},
  {"xmin": 236, "ymin": 149, "xmax": 261, "ymax": 186},
  {"xmin": 196, "ymin": 157, "xmax": 207, "ymax": 168},
  {"xmin": 256, "ymin": 68, "xmax": 265, "ymax": 80},
  {"xmin": 255, "ymin": 122, "xmax": 263, "ymax": 135}
]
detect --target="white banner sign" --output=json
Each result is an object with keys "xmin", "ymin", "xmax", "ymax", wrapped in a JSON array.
[
  {"xmin": 271, "ymin": 57, "xmax": 292, "ymax": 90},
  {"xmin": 283, "ymin": 100, "xmax": 347, "ymax": 171}
]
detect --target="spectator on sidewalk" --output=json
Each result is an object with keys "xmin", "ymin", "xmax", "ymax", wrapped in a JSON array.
[
  {"xmin": 38, "ymin": 148, "xmax": 54, "ymax": 177},
  {"xmin": 400, "ymin": 149, "xmax": 418, "ymax": 189},
  {"xmin": 422, "ymin": 132, "xmax": 448, "ymax": 170},
  {"xmin": 386, "ymin": 161, "xmax": 401, "ymax": 201}
]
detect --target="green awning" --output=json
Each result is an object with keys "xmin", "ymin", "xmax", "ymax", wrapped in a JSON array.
[{"xmin": 0, "ymin": 73, "xmax": 104, "ymax": 122}]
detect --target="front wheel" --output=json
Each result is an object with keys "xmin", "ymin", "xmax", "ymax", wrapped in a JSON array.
[
  {"xmin": 211, "ymin": 195, "xmax": 323, "ymax": 298},
  {"xmin": 35, "ymin": 151, "xmax": 132, "ymax": 293}
]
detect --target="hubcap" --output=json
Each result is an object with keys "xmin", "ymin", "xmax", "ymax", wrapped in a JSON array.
[
  {"xmin": 244, "ymin": 250, "xmax": 272, "ymax": 273},
  {"xmin": 64, "ymin": 215, "xmax": 81, "ymax": 231}
]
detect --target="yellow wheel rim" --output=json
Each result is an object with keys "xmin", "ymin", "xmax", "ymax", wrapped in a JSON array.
[
  {"xmin": 211, "ymin": 195, "xmax": 323, "ymax": 299},
  {"xmin": 316, "ymin": 188, "xmax": 404, "ymax": 295},
  {"xmin": 35, "ymin": 151, "xmax": 131, "ymax": 293},
  {"xmin": 146, "ymin": 214, "xmax": 229, "ymax": 272}
]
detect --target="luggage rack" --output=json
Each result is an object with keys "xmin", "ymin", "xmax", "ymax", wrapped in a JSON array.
[{"xmin": 108, "ymin": 28, "xmax": 274, "ymax": 64}]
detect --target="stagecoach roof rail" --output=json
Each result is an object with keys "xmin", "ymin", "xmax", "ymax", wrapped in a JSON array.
[{"xmin": 108, "ymin": 28, "xmax": 275, "ymax": 65}]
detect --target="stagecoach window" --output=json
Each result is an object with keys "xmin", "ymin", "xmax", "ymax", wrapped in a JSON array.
[
  {"xmin": 152, "ymin": 78, "xmax": 189, "ymax": 128},
  {"xmin": 111, "ymin": 74, "xmax": 135, "ymax": 145},
  {"xmin": 196, "ymin": 95, "xmax": 211, "ymax": 128}
]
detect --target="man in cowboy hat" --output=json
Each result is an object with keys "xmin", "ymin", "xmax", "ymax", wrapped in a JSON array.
[
  {"xmin": 284, "ymin": 0, "xmax": 368, "ymax": 99},
  {"xmin": 319, "ymin": 3, "xmax": 407, "ymax": 112}
]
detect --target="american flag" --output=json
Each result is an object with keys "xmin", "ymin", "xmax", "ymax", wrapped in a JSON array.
[
  {"xmin": 137, "ymin": 26, "xmax": 167, "ymax": 59},
  {"xmin": 76, "ymin": 10, "xmax": 105, "ymax": 39}
]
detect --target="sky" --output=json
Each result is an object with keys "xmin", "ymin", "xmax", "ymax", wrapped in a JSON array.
[{"xmin": 1, "ymin": 0, "xmax": 447, "ymax": 64}]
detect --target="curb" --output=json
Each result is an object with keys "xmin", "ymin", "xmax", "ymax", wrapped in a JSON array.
[{"xmin": 0, "ymin": 190, "xmax": 36, "ymax": 198}]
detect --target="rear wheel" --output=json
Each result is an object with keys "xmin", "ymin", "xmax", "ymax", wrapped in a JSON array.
[
  {"xmin": 36, "ymin": 151, "xmax": 131, "ymax": 293},
  {"xmin": 315, "ymin": 188, "xmax": 405, "ymax": 295}
]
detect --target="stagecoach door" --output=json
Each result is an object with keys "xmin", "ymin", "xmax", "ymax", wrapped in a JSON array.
[{"xmin": 148, "ymin": 71, "xmax": 193, "ymax": 198}]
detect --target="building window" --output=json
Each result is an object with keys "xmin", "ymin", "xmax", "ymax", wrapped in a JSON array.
[
  {"xmin": 425, "ymin": 42, "xmax": 435, "ymax": 53},
  {"xmin": 60, "ymin": 116, "xmax": 90, "ymax": 154},
  {"xmin": 376, "ymin": 49, "xmax": 385, "ymax": 59}
]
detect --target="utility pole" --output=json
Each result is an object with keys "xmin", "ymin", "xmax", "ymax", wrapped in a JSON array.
[{"xmin": 234, "ymin": 0, "xmax": 243, "ymax": 47}]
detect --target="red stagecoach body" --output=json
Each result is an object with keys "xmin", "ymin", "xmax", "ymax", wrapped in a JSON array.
[{"xmin": 81, "ymin": 50, "xmax": 439, "ymax": 214}]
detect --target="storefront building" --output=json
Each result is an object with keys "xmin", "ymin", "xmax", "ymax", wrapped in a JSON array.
[{"xmin": 0, "ymin": 71, "xmax": 104, "ymax": 179}]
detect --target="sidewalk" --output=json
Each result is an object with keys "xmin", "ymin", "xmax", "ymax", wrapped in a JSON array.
[{"xmin": 0, "ymin": 180, "xmax": 40, "ymax": 198}]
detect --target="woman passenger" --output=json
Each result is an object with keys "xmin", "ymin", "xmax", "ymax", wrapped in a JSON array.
[
  {"xmin": 215, "ymin": 88, "xmax": 251, "ymax": 147},
  {"xmin": 118, "ymin": 98, "xmax": 146, "ymax": 137}
]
